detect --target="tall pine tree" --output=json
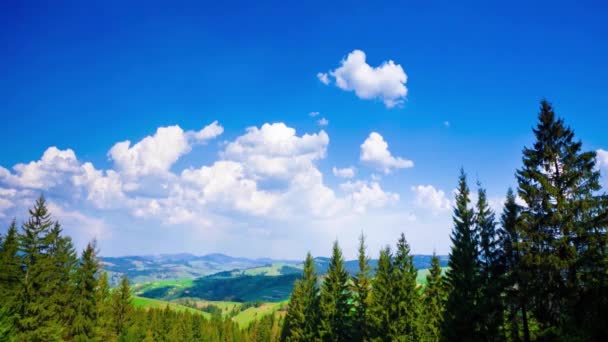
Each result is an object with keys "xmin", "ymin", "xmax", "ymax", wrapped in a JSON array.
[
  {"xmin": 0, "ymin": 220, "xmax": 21, "ymax": 340},
  {"xmin": 319, "ymin": 241, "xmax": 351, "ymax": 341},
  {"xmin": 475, "ymin": 184, "xmax": 504, "ymax": 340},
  {"xmin": 350, "ymin": 233, "xmax": 371, "ymax": 342},
  {"xmin": 516, "ymin": 100, "xmax": 608, "ymax": 338},
  {"xmin": 283, "ymin": 252, "xmax": 318, "ymax": 341},
  {"xmin": 367, "ymin": 247, "xmax": 393, "ymax": 342},
  {"xmin": 112, "ymin": 275, "xmax": 134, "ymax": 338},
  {"xmin": 442, "ymin": 170, "xmax": 480, "ymax": 342},
  {"xmin": 422, "ymin": 252, "xmax": 446, "ymax": 342},
  {"xmin": 71, "ymin": 241, "xmax": 101, "ymax": 341},
  {"xmin": 391, "ymin": 233, "xmax": 421, "ymax": 340}
]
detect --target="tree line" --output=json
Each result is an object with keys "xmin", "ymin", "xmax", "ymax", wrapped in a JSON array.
[
  {"xmin": 282, "ymin": 100, "xmax": 608, "ymax": 341},
  {"xmin": 0, "ymin": 196, "xmax": 283, "ymax": 341}
]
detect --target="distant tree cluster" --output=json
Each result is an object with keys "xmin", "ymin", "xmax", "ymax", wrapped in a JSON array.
[
  {"xmin": 0, "ymin": 196, "xmax": 283, "ymax": 341},
  {"xmin": 282, "ymin": 100, "xmax": 608, "ymax": 341}
]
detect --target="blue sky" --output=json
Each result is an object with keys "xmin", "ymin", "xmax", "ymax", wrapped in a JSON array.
[{"xmin": 1, "ymin": 0, "xmax": 608, "ymax": 258}]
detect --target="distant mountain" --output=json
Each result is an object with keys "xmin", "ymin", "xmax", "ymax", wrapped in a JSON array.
[{"xmin": 101, "ymin": 253, "xmax": 448, "ymax": 286}]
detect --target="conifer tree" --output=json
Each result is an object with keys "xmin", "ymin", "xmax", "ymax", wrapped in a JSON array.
[
  {"xmin": 442, "ymin": 170, "xmax": 480, "ymax": 342},
  {"xmin": 319, "ymin": 241, "xmax": 351, "ymax": 341},
  {"xmin": 516, "ymin": 100, "xmax": 608, "ymax": 338},
  {"xmin": 367, "ymin": 247, "xmax": 393, "ymax": 342},
  {"xmin": 71, "ymin": 242, "xmax": 101, "ymax": 341},
  {"xmin": 475, "ymin": 185, "xmax": 504, "ymax": 340},
  {"xmin": 391, "ymin": 233, "xmax": 421, "ymax": 340},
  {"xmin": 422, "ymin": 252, "xmax": 446, "ymax": 342},
  {"xmin": 15, "ymin": 195, "xmax": 64, "ymax": 341},
  {"xmin": 0, "ymin": 220, "xmax": 20, "ymax": 340},
  {"xmin": 112, "ymin": 275, "xmax": 134, "ymax": 338},
  {"xmin": 283, "ymin": 252, "xmax": 318, "ymax": 341},
  {"xmin": 350, "ymin": 233, "xmax": 371, "ymax": 342},
  {"xmin": 96, "ymin": 272, "xmax": 114, "ymax": 341},
  {"xmin": 499, "ymin": 189, "xmax": 529, "ymax": 342}
]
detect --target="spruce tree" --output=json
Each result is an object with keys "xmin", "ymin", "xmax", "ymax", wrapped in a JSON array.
[
  {"xmin": 475, "ymin": 184, "xmax": 504, "ymax": 340},
  {"xmin": 391, "ymin": 233, "xmax": 421, "ymax": 340},
  {"xmin": 283, "ymin": 252, "xmax": 318, "ymax": 341},
  {"xmin": 71, "ymin": 242, "xmax": 101, "ymax": 341},
  {"xmin": 367, "ymin": 247, "xmax": 393, "ymax": 342},
  {"xmin": 0, "ymin": 220, "xmax": 21, "ymax": 340},
  {"xmin": 422, "ymin": 252, "xmax": 446, "ymax": 342},
  {"xmin": 15, "ymin": 195, "xmax": 64, "ymax": 341},
  {"xmin": 499, "ymin": 189, "xmax": 529, "ymax": 342},
  {"xmin": 442, "ymin": 170, "xmax": 480, "ymax": 342},
  {"xmin": 516, "ymin": 100, "xmax": 608, "ymax": 338},
  {"xmin": 112, "ymin": 275, "xmax": 134, "ymax": 338},
  {"xmin": 96, "ymin": 272, "xmax": 114, "ymax": 341},
  {"xmin": 319, "ymin": 241, "xmax": 351, "ymax": 341},
  {"xmin": 350, "ymin": 233, "xmax": 371, "ymax": 342}
]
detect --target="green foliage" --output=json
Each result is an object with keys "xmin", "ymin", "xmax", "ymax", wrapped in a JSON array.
[
  {"xmin": 319, "ymin": 241, "xmax": 351, "ymax": 341},
  {"xmin": 367, "ymin": 246, "xmax": 393, "ymax": 342},
  {"xmin": 350, "ymin": 233, "xmax": 371, "ymax": 341},
  {"xmin": 112, "ymin": 275, "xmax": 134, "ymax": 338},
  {"xmin": 391, "ymin": 233, "xmax": 421, "ymax": 340},
  {"xmin": 442, "ymin": 170, "xmax": 481, "ymax": 341},
  {"xmin": 422, "ymin": 253, "xmax": 446, "ymax": 341},
  {"xmin": 71, "ymin": 242, "xmax": 101, "ymax": 341},
  {"xmin": 516, "ymin": 100, "xmax": 608, "ymax": 338},
  {"xmin": 283, "ymin": 252, "xmax": 319, "ymax": 341}
]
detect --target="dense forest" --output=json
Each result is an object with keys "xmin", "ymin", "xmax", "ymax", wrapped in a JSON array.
[{"xmin": 1, "ymin": 100, "xmax": 607, "ymax": 341}]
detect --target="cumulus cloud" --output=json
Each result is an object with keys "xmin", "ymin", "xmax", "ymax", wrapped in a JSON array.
[
  {"xmin": 411, "ymin": 185, "xmax": 452, "ymax": 214},
  {"xmin": 317, "ymin": 72, "xmax": 330, "ymax": 85},
  {"xmin": 360, "ymin": 132, "xmax": 413, "ymax": 173},
  {"xmin": 188, "ymin": 120, "xmax": 224, "ymax": 142},
  {"xmin": 341, "ymin": 180, "xmax": 399, "ymax": 213},
  {"xmin": 597, "ymin": 149, "xmax": 608, "ymax": 169},
  {"xmin": 309, "ymin": 111, "xmax": 320, "ymax": 117},
  {"xmin": 319, "ymin": 49, "xmax": 408, "ymax": 108},
  {"xmin": 317, "ymin": 118, "xmax": 329, "ymax": 126},
  {"xmin": 332, "ymin": 167, "xmax": 355, "ymax": 179}
]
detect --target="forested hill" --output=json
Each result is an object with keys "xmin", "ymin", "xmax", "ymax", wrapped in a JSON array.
[{"xmin": 100, "ymin": 253, "xmax": 448, "ymax": 285}]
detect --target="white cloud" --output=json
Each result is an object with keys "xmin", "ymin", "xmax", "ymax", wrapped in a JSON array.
[
  {"xmin": 412, "ymin": 185, "xmax": 452, "ymax": 214},
  {"xmin": 341, "ymin": 180, "xmax": 399, "ymax": 213},
  {"xmin": 320, "ymin": 49, "xmax": 408, "ymax": 108},
  {"xmin": 317, "ymin": 118, "xmax": 329, "ymax": 126},
  {"xmin": 223, "ymin": 123, "xmax": 329, "ymax": 179},
  {"xmin": 597, "ymin": 149, "xmax": 608, "ymax": 170},
  {"xmin": 188, "ymin": 120, "xmax": 224, "ymax": 142},
  {"xmin": 317, "ymin": 72, "xmax": 330, "ymax": 85},
  {"xmin": 2, "ymin": 147, "xmax": 81, "ymax": 189},
  {"xmin": 332, "ymin": 167, "xmax": 355, "ymax": 179},
  {"xmin": 360, "ymin": 132, "xmax": 413, "ymax": 173},
  {"xmin": 309, "ymin": 111, "xmax": 320, "ymax": 117},
  {"xmin": 109, "ymin": 122, "xmax": 223, "ymax": 178}
]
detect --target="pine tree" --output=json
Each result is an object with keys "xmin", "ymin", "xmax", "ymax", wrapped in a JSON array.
[
  {"xmin": 422, "ymin": 252, "xmax": 446, "ymax": 342},
  {"xmin": 475, "ymin": 184, "xmax": 505, "ymax": 340},
  {"xmin": 112, "ymin": 275, "xmax": 134, "ymax": 338},
  {"xmin": 350, "ymin": 233, "xmax": 371, "ymax": 342},
  {"xmin": 15, "ymin": 195, "xmax": 64, "ymax": 341},
  {"xmin": 516, "ymin": 100, "xmax": 608, "ymax": 338},
  {"xmin": 442, "ymin": 170, "xmax": 480, "ymax": 342},
  {"xmin": 391, "ymin": 233, "xmax": 421, "ymax": 340},
  {"xmin": 499, "ymin": 189, "xmax": 529, "ymax": 342},
  {"xmin": 282, "ymin": 252, "xmax": 318, "ymax": 341},
  {"xmin": 367, "ymin": 247, "xmax": 393, "ymax": 342},
  {"xmin": 0, "ymin": 220, "xmax": 21, "ymax": 340},
  {"xmin": 319, "ymin": 241, "xmax": 351, "ymax": 341},
  {"xmin": 71, "ymin": 241, "xmax": 101, "ymax": 341},
  {"xmin": 96, "ymin": 272, "xmax": 114, "ymax": 341}
]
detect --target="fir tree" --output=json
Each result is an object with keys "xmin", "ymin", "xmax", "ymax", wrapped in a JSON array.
[
  {"xmin": 391, "ymin": 233, "xmax": 421, "ymax": 340},
  {"xmin": 112, "ymin": 275, "xmax": 134, "ymax": 338},
  {"xmin": 0, "ymin": 220, "xmax": 20, "ymax": 340},
  {"xmin": 442, "ymin": 170, "xmax": 480, "ymax": 342},
  {"xmin": 422, "ymin": 252, "xmax": 446, "ymax": 342},
  {"xmin": 516, "ymin": 100, "xmax": 608, "ymax": 338},
  {"xmin": 367, "ymin": 247, "xmax": 393, "ymax": 342},
  {"xmin": 350, "ymin": 233, "xmax": 371, "ymax": 342},
  {"xmin": 475, "ymin": 184, "xmax": 504, "ymax": 340},
  {"xmin": 15, "ymin": 195, "xmax": 64, "ymax": 341},
  {"xmin": 499, "ymin": 188, "xmax": 529, "ymax": 342},
  {"xmin": 319, "ymin": 241, "xmax": 351, "ymax": 341},
  {"xmin": 282, "ymin": 252, "xmax": 318, "ymax": 341},
  {"xmin": 71, "ymin": 241, "xmax": 101, "ymax": 341},
  {"xmin": 96, "ymin": 272, "xmax": 114, "ymax": 341}
]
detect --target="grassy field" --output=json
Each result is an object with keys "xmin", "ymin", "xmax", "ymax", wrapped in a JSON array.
[
  {"xmin": 232, "ymin": 301, "xmax": 287, "ymax": 327},
  {"xmin": 133, "ymin": 296, "xmax": 209, "ymax": 317}
]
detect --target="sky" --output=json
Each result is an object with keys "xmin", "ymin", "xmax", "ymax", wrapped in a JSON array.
[{"xmin": 1, "ymin": 0, "xmax": 608, "ymax": 259}]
